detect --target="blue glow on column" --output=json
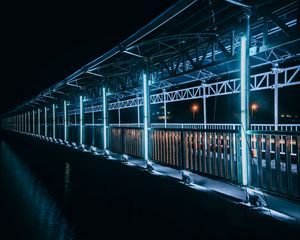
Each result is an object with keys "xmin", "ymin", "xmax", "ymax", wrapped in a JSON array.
[
  {"xmin": 80, "ymin": 96, "xmax": 83, "ymax": 144},
  {"xmin": 32, "ymin": 110, "xmax": 35, "ymax": 134},
  {"xmin": 38, "ymin": 109, "xmax": 41, "ymax": 135},
  {"xmin": 240, "ymin": 36, "xmax": 248, "ymax": 186},
  {"xmin": 28, "ymin": 112, "xmax": 30, "ymax": 133},
  {"xmin": 64, "ymin": 101, "xmax": 67, "ymax": 141},
  {"xmin": 53, "ymin": 104, "xmax": 56, "ymax": 138},
  {"xmin": 143, "ymin": 73, "xmax": 149, "ymax": 161},
  {"xmin": 44, "ymin": 107, "xmax": 47, "ymax": 137},
  {"xmin": 102, "ymin": 87, "xmax": 107, "ymax": 150}
]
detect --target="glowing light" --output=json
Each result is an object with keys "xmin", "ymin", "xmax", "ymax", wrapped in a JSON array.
[
  {"xmin": 190, "ymin": 102, "xmax": 200, "ymax": 119},
  {"xmin": 79, "ymin": 95, "xmax": 83, "ymax": 144},
  {"xmin": 143, "ymin": 73, "xmax": 149, "ymax": 161},
  {"xmin": 44, "ymin": 106, "xmax": 47, "ymax": 137},
  {"xmin": 64, "ymin": 101, "xmax": 67, "ymax": 141},
  {"xmin": 52, "ymin": 104, "xmax": 56, "ymax": 138},
  {"xmin": 240, "ymin": 36, "xmax": 248, "ymax": 186},
  {"xmin": 102, "ymin": 87, "xmax": 107, "ymax": 150},
  {"xmin": 250, "ymin": 102, "xmax": 259, "ymax": 117}
]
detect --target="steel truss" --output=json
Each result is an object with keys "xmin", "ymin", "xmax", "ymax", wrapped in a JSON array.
[{"xmin": 73, "ymin": 64, "xmax": 300, "ymax": 112}]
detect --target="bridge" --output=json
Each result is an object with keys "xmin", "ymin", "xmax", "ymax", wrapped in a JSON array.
[{"xmin": 1, "ymin": 0, "xmax": 300, "ymax": 209}]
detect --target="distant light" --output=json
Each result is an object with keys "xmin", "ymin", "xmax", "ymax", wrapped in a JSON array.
[
  {"xmin": 190, "ymin": 102, "xmax": 200, "ymax": 119},
  {"xmin": 251, "ymin": 103, "xmax": 258, "ymax": 111}
]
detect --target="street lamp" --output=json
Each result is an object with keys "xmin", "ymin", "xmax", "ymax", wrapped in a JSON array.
[
  {"xmin": 251, "ymin": 102, "xmax": 258, "ymax": 117},
  {"xmin": 190, "ymin": 103, "xmax": 200, "ymax": 119}
]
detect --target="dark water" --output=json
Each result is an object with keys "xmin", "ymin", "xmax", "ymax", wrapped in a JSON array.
[{"xmin": 0, "ymin": 131, "xmax": 298, "ymax": 239}]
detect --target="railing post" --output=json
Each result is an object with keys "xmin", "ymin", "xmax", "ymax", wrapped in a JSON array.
[
  {"xmin": 102, "ymin": 87, "xmax": 108, "ymax": 150},
  {"xmin": 53, "ymin": 104, "xmax": 56, "ymax": 138},
  {"xmin": 240, "ymin": 14, "xmax": 251, "ymax": 186},
  {"xmin": 64, "ymin": 100, "xmax": 68, "ymax": 141},
  {"xmin": 44, "ymin": 106, "xmax": 47, "ymax": 137}
]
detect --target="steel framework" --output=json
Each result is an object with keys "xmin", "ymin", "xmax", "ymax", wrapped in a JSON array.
[{"xmin": 2, "ymin": 0, "xmax": 300, "ymax": 199}]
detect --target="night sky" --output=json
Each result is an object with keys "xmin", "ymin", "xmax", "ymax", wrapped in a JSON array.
[{"xmin": 0, "ymin": 0, "xmax": 175, "ymax": 115}]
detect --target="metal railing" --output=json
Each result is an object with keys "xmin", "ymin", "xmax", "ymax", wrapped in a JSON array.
[
  {"xmin": 151, "ymin": 128, "xmax": 240, "ymax": 183},
  {"xmin": 249, "ymin": 130, "xmax": 300, "ymax": 198}
]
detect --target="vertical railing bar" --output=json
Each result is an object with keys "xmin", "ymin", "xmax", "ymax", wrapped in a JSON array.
[
  {"xmin": 266, "ymin": 134, "xmax": 271, "ymax": 190},
  {"xmin": 275, "ymin": 135, "xmax": 282, "ymax": 193},
  {"xmin": 286, "ymin": 135, "xmax": 293, "ymax": 196}
]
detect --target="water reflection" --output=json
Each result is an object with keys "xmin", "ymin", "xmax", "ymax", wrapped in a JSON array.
[
  {"xmin": 64, "ymin": 162, "xmax": 71, "ymax": 202},
  {"xmin": 0, "ymin": 140, "xmax": 74, "ymax": 240}
]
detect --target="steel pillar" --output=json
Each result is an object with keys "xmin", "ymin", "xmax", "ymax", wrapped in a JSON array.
[
  {"xmin": 102, "ymin": 87, "xmax": 108, "ymax": 150},
  {"xmin": 92, "ymin": 103, "xmax": 95, "ymax": 146},
  {"xmin": 203, "ymin": 85, "xmax": 207, "ymax": 128},
  {"xmin": 137, "ymin": 95, "xmax": 140, "ymax": 127},
  {"xmin": 240, "ymin": 15, "xmax": 251, "ymax": 186},
  {"xmin": 143, "ymin": 72, "xmax": 150, "ymax": 161},
  {"xmin": 28, "ymin": 111, "xmax": 30, "ymax": 133},
  {"xmin": 64, "ymin": 101, "xmax": 68, "ymax": 141},
  {"xmin": 53, "ymin": 104, "xmax": 56, "ymax": 138},
  {"xmin": 24, "ymin": 112, "xmax": 27, "ymax": 133},
  {"xmin": 38, "ymin": 108, "xmax": 41, "ymax": 135},
  {"xmin": 32, "ymin": 110, "xmax": 35, "ymax": 134},
  {"xmin": 274, "ymin": 68, "xmax": 279, "ymax": 131},
  {"xmin": 118, "ymin": 100, "xmax": 121, "ymax": 127},
  {"xmin": 79, "ymin": 95, "xmax": 84, "ymax": 144},
  {"xmin": 44, "ymin": 106, "xmax": 47, "ymax": 137},
  {"xmin": 163, "ymin": 89, "xmax": 167, "ymax": 128}
]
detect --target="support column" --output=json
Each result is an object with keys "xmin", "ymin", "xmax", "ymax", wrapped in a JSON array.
[
  {"xmin": 163, "ymin": 89, "xmax": 167, "ymax": 128},
  {"xmin": 44, "ymin": 106, "xmax": 47, "ymax": 137},
  {"xmin": 53, "ymin": 104, "xmax": 56, "ymax": 138},
  {"xmin": 38, "ymin": 108, "xmax": 41, "ymax": 135},
  {"xmin": 240, "ymin": 15, "xmax": 251, "ymax": 186},
  {"xmin": 203, "ymin": 85, "xmax": 207, "ymax": 128},
  {"xmin": 25, "ymin": 112, "xmax": 27, "ymax": 133},
  {"xmin": 274, "ymin": 67, "xmax": 279, "ymax": 131},
  {"xmin": 22, "ymin": 113, "xmax": 24, "ymax": 132},
  {"xmin": 33, "ymin": 110, "xmax": 35, "ymax": 134},
  {"xmin": 79, "ymin": 95, "xmax": 84, "ymax": 144},
  {"xmin": 102, "ymin": 87, "xmax": 108, "ymax": 150},
  {"xmin": 118, "ymin": 100, "xmax": 121, "ymax": 127},
  {"xmin": 143, "ymin": 72, "xmax": 150, "ymax": 161},
  {"xmin": 28, "ymin": 111, "xmax": 31, "ymax": 133},
  {"xmin": 64, "ymin": 101, "xmax": 68, "ymax": 141},
  {"xmin": 137, "ymin": 95, "xmax": 140, "ymax": 127},
  {"xmin": 92, "ymin": 104, "xmax": 95, "ymax": 146},
  {"xmin": 203, "ymin": 84, "xmax": 207, "ymax": 152}
]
